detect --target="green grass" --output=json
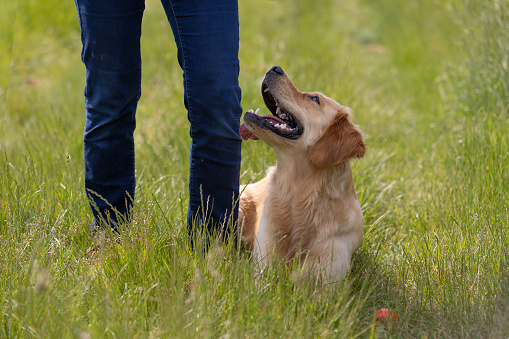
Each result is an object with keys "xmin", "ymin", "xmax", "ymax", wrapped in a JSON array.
[{"xmin": 1, "ymin": 0, "xmax": 508, "ymax": 337}]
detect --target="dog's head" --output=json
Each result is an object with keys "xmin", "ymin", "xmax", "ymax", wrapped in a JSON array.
[{"xmin": 240, "ymin": 66, "xmax": 365, "ymax": 167}]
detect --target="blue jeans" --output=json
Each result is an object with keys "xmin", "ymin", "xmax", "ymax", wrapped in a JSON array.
[{"xmin": 75, "ymin": 0, "xmax": 242, "ymax": 240}]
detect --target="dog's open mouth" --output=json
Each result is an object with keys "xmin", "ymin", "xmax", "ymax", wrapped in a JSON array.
[{"xmin": 240, "ymin": 83, "xmax": 303, "ymax": 141}]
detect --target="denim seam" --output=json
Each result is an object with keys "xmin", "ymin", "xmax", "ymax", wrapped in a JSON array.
[
  {"xmin": 75, "ymin": 0, "xmax": 85, "ymax": 63},
  {"xmin": 128, "ymin": 74, "xmax": 140, "ymax": 201},
  {"xmin": 167, "ymin": 1, "xmax": 197, "ymax": 213}
]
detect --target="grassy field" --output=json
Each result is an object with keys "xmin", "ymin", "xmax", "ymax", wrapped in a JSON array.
[{"xmin": 1, "ymin": 0, "xmax": 508, "ymax": 337}]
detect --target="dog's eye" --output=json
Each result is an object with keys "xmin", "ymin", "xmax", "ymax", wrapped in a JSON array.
[{"xmin": 309, "ymin": 96, "xmax": 320, "ymax": 104}]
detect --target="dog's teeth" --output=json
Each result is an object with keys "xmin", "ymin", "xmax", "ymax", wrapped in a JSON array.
[
  {"xmin": 276, "ymin": 106, "xmax": 281, "ymax": 116},
  {"xmin": 281, "ymin": 124, "xmax": 287, "ymax": 129},
  {"xmin": 255, "ymin": 108, "xmax": 260, "ymax": 115},
  {"xmin": 247, "ymin": 109, "xmax": 254, "ymax": 113},
  {"xmin": 264, "ymin": 87, "xmax": 270, "ymax": 93},
  {"xmin": 274, "ymin": 123, "xmax": 280, "ymax": 128}
]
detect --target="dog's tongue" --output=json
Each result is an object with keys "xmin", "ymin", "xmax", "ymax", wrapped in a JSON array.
[{"xmin": 240, "ymin": 123, "xmax": 259, "ymax": 140}]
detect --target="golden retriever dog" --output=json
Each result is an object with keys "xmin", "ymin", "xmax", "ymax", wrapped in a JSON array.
[{"xmin": 238, "ymin": 66, "xmax": 365, "ymax": 283}]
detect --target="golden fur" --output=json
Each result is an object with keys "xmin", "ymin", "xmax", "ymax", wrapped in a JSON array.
[{"xmin": 238, "ymin": 67, "xmax": 365, "ymax": 282}]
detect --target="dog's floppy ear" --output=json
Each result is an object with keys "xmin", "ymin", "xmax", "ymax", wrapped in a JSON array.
[{"xmin": 310, "ymin": 112, "xmax": 366, "ymax": 167}]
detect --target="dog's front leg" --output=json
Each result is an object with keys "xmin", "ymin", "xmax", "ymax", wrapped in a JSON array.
[
  {"xmin": 252, "ymin": 208, "xmax": 273, "ymax": 269},
  {"xmin": 322, "ymin": 232, "xmax": 362, "ymax": 282}
]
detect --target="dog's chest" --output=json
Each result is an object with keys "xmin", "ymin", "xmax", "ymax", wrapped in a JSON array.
[{"xmin": 259, "ymin": 192, "xmax": 322, "ymax": 256}]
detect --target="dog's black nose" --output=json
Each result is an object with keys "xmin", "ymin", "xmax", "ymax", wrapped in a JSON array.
[{"xmin": 270, "ymin": 66, "xmax": 285, "ymax": 75}]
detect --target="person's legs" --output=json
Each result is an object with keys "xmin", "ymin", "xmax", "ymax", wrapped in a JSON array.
[
  {"xmin": 75, "ymin": 0, "xmax": 145, "ymax": 229},
  {"xmin": 160, "ymin": 0, "xmax": 242, "ymax": 241}
]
